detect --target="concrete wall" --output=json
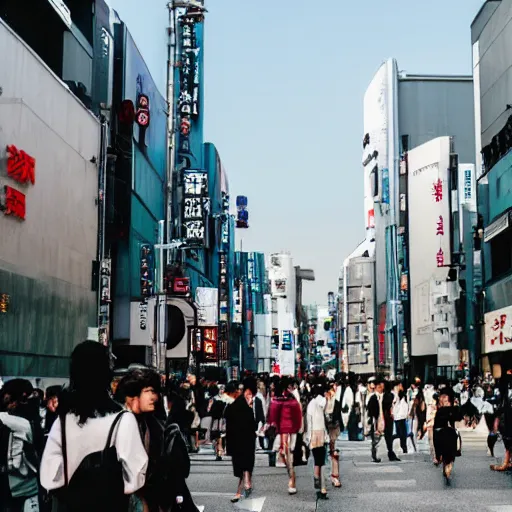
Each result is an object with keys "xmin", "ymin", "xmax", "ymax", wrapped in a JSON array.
[
  {"xmin": 0, "ymin": 20, "xmax": 100, "ymax": 377},
  {"xmin": 399, "ymin": 78, "xmax": 476, "ymax": 163},
  {"xmin": 472, "ymin": 0, "xmax": 512, "ymax": 148}
]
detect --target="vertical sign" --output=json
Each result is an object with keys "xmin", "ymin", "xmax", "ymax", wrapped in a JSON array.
[{"xmin": 183, "ymin": 170, "xmax": 208, "ymax": 246}]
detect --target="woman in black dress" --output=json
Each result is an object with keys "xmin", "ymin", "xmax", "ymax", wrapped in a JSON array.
[
  {"xmin": 224, "ymin": 378, "xmax": 257, "ymax": 502},
  {"xmin": 490, "ymin": 374, "xmax": 512, "ymax": 471},
  {"xmin": 433, "ymin": 388, "xmax": 462, "ymax": 483}
]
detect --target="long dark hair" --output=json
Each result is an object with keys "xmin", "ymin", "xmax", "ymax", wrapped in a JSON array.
[{"xmin": 58, "ymin": 341, "xmax": 121, "ymax": 425}]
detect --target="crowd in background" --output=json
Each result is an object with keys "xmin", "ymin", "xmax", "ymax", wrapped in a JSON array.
[{"xmin": 2, "ymin": 342, "xmax": 512, "ymax": 511}]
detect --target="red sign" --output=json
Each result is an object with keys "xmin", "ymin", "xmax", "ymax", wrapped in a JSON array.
[
  {"xmin": 6, "ymin": 145, "xmax": 35, "ymax": 185},
  {"xmin": 203, "ymin": 327, "xmax": 218, "ymax": 361},
  {"xmin": 2, "ymin": 186, "xmax": 26, "ymax": 220},
  {"xmin": 436, "ymin": 248, "xmax": 444, "ymax": 267},
  {"xmin": 432, "ymin": 178, "xmax": 443, "ymax": 202},
  {"xmin": 378, "ymin": 304, "xmax": 386, "ymax": 365},
  {"xmin": 490, "ymin": 314, "xmax": 512, "ymax": 345}
]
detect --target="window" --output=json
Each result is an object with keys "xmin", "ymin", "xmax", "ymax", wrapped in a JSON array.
[{"xmin": 490, "ymin": 228, "xmax": 512, "ymax": 280}]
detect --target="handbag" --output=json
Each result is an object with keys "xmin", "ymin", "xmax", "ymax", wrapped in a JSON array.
[
  {"xmin": 53, "ymin": 411, "xmax": 129, "ymax": 512},
  {"xmin": 292, "ymin": 433, "xmax": 310, "ymax": 467}
]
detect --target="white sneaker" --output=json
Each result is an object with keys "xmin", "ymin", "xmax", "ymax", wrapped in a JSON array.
[{"xmin": 276, "ymin": 461, "xmax": 286, "ymax": 468}]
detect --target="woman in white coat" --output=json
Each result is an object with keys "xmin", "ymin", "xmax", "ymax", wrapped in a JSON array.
[{"xmin": 40, "ymin": 341, "xmax": 148, "ymax": 512}]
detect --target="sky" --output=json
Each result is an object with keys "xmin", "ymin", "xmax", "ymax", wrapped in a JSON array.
[{"xmin": 106, "ymin": 0, "xmax": 484, "ymax": 305}]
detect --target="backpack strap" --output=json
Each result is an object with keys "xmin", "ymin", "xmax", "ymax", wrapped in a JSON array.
[
  {"xmin": 104, "ymin": 411, "xmax": 128, "ymax": 452},
  {"xmin": 59, "ymin": 414, "xmax": 69, "ymax": 487}
]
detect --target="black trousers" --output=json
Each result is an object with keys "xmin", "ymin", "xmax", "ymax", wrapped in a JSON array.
[{"xmin": 394, "ymin": 419, "xmax": 408, "ymax": 454}]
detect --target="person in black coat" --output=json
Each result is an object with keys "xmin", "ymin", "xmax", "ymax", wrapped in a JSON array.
[
  {"xmin": 224, "ymin": 378, "xmax": 258, "ymax": 503},
  {"xmin": 433, "ymin": 388, "xmax": 462, "ymax": 483},
  {"xmin": 367, "ymin": 378, "xmax": 400, "ymax": 462}
]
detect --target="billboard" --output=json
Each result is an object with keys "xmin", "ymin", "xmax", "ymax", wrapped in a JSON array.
[
  {"xmin": 195, "ymin": 287, "xmax": 218, "ymax": 326},
  {"xmin": 362, "ymin": 60, "xmax": 397, "ymax": 227},
  {"xmin": 484, "ymin": 306, "xmax": 512, "ymax": 354},
  {"xmin": 458, "ymin": 164, "xmax": 476, "ymax": 212},
  {"xmin": 408, "ymin": 137, "xmax": 451, "ymax": 356}
]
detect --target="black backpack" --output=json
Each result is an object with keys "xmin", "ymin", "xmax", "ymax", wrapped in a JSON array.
[{"xmin": 52, "ymin": 411, "xmax": 129, "ymax": 512}]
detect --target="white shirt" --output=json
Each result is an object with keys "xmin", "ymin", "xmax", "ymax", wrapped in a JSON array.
[
  {"xmin": 41, "ymin": 412, "xmax": 148, "ymax": 494},
  {"xmin": 393, "ymin": 397, "xmax": 409, "ymax": 421}
]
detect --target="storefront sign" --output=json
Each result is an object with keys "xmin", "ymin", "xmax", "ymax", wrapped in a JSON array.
[
  {"xmin": 139, "ymin": 302, "xmax": 148, "ymax": 330},
  {"xmin": 485, "ymin": 306, "xmax": 512, "ymax": 353}
]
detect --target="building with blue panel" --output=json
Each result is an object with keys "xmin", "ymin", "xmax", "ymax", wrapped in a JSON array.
[
  {"xmin": 472, "ymin": 1, "xmax": 512, "ymax": 375},
  {"xmin": 108, "ymin": 18, "xmax": 167, "ymax": 365}
]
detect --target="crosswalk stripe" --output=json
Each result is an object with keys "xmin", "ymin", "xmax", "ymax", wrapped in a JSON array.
[
  {"xmin": 354, "ymin": 466, "xmax": 403, "ymax": 473},
  {"xmin": 374, "ymin": 479, "xmax": 416, "ymax": 488}
]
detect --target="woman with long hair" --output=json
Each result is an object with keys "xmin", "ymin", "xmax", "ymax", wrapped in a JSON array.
[
  {"xmin": 40, "ymin": 341, "xmax": 148, "ymax": 511},
  {"xmin": 267, "ymin": 377, "xmax": 302, "ymax": 495},
  {"xmin": 433, "ymin": 388, "xmax": 462, "ymax": 484}
]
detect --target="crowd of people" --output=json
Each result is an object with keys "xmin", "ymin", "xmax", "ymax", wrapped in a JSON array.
[{"xmin": 2, "ymin": 341, "xmax": 512, "ymax": 511}]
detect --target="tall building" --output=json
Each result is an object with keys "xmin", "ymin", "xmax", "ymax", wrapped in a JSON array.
[
  {"xmin": 269, "ymin": 253, "xmax": 297, "ymax": 375},
  {"xmin": 0, "ymin": 3, "xmax": 107, "ymax": 384},
  {"xmin": 341, "ymin": 58, "xmax": 476, "ymax": 379},
  {"xmin": 472, "ymin": 0, "xmax": 512, "ymax": 375}
]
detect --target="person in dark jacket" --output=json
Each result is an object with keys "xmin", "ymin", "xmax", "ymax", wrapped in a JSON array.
[
  {"xmin": 163, "ymin": 391, "xmax": 200, "ymax": 512},
  {"xmin": 367, "ymin": 378, "xmax": 400, "ymax": 463},
  {"xmin": 224, "ymin": 378, "xmax": 258, "ymax": 503},
  {"xmin": 118, "ymin": 368, "xmax": 165, "ymax": 512},
  {"xmin": 433, "ymin": 388, "xmax": 462, "ymax": 484}
]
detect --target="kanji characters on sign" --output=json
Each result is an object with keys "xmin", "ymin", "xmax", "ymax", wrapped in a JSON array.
[
  {"xmin": 490, "ymin": 314, "xmax": 512, "ymax": 345},
  {"xmin": 3, "ymin": 186, "xmax": 26, "ymax": 220},
  {"xmin": 6, "ymin": 145, "xmax": 36, "ymax": 185},
  {"xmin": 436, "ymin": 215, "xmax": 444, "ymax": 236},
  {"xmin": 432, "ymin": 178, "xmax": 443, "ymax": 202},
  {"xmin": 436, "ymin": 248, "xmax": 444, "ymax": 268}
]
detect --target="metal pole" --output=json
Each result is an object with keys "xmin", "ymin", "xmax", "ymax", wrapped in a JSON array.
[{"xmin": 166, "ymin": 1, "xmax": 178, "ymax": 262}]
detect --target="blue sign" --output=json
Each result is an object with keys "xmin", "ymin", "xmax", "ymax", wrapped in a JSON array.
[
  {"xmin": 282, "ymin": 331, "xmax": 293, "ymax": 351},
  {"xmin": 382, "ymin": 168, "xmax": 390, "ymax": 204}
]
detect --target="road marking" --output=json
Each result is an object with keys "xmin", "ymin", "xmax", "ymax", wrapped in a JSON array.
[
  {"xmin": 354, "ymin": 466, "xmax": 403, "ymax": 473},
  {"xmin": 488, "ymin": 507, "xmax": 512, "ymax": 512},
  {"xmin": 235, "ymin": 497, "xmax": 266, "ymax": 512},
  {"xmin": 374, "ymin": 479, "xmax": 416, "ymax": 488},
  {"xmin": 192, "ymin": 492, "xmax": 234, "ymax": 497}
]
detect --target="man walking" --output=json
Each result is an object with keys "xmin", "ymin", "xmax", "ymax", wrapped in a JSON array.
[{"xmin": 367, "ymin": 378, "xmax": 400, "ymax": 463}]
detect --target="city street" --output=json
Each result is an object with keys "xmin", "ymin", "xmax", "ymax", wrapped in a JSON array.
[{"xmin": 188, "ymin": 430, "xmax": 512, "ymax": 512}]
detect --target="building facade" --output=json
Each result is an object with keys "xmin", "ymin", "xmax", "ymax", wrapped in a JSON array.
[
  {"xmin": 472, "ymin": 0, "xmax": 512, "ymax": 375},
  {"xmin": 345, "ymin": 58, "xmax": 476, "ymax": 379},
  {"xmin": 0, "ymin": 17, "xmax": 100, "ymax": 383}
]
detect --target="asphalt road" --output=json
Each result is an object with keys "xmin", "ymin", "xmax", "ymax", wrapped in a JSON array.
[{"xmin": 188, "ymin": 429, "xmax": 512, "ymax": 512}]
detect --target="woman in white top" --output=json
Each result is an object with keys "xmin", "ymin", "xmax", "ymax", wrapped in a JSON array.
[
  {"xmin": 40, "ymin": 341, "xmax": 148, "ymax": 511},
  {"xmin": 305, "ymin": 384, "xmax": 330, "ymax": 500}
]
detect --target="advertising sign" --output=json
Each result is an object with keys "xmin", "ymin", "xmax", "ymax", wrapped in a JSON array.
[
  {"xmin": 183, "ymin": 170, "xmax": 208, "ymax": 246},
  {"xmin": 408, "ymin": 137, "xmax": 452, "ymax": 357},
  {"xmin": 458, "ymin": 164, "xmax": 477, "ymax": 212},
  {"xmin": 175, "ymin": 11, "xmax": 204, "ymax": 170},
  {"xmin": 484, "ymin": 306, "xmax": 512, "ymax": 354},
  {"xmin": 279, "ymin": 330, "xmax": 295, "ymax": 376},
  {"xmin": 195, "ymin": 287, "xmax": 218, "ymax": 326}
]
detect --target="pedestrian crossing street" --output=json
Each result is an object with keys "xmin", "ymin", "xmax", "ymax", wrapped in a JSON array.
[{"xmin": 188, "ymin": 430, "xmax": 512, "ymax": 512}]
